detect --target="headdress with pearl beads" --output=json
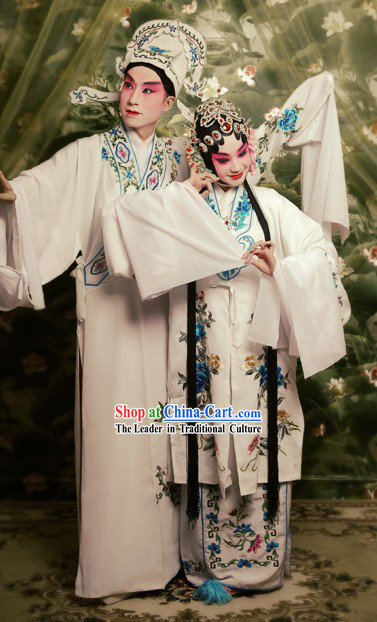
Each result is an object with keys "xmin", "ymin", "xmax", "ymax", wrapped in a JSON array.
[{"xmin": 183, "ymin": 98, "xmax": 257, "ymax": 174}]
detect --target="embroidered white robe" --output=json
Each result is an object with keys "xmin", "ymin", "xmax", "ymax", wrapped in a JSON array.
[
  {"xmin": 0, "ymin": 124, "xmax": 189, "ymax": 599},
  {"xmin": 101, "ymin": 178, "xmax": 350, "ymax": 497}
]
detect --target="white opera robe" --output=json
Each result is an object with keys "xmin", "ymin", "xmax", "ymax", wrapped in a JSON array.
[
  {"xmin": 0, "ymin": 123, "xmax": 191, "ymax": 599},
  {"xmin": 101, "ymin": 177, "xmax": 350, "ymax": 498}
]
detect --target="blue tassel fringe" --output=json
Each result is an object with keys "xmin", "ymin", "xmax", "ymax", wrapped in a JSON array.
[{"xmin": 192, "ymin": 579, "xmax": 232, "ymax": 605}]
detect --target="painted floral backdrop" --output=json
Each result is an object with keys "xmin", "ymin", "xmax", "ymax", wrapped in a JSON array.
[{"xmin": 0, "ymin": 0, "xmax": 376, "ymax": 500}]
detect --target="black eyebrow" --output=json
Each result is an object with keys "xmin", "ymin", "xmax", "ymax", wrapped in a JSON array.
[{"xmin": 123, "ymin": 75, "xmax": 161, "ymax": 86}]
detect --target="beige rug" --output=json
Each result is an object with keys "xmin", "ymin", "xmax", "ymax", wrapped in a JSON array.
[{"xmin": 0, "ymin": 500, "xmax": 376, "ymax": 621}]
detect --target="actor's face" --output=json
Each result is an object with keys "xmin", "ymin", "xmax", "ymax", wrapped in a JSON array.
[
  {"xmin": 120, "ymin": 65, "xmax": 174, "ymax": 133},
  {"xmin": 211, "ymin": 134, "xmax": 251, "ymax": 188}
]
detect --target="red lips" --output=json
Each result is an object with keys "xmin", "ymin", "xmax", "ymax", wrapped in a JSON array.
[
  {"xmin": 229, "ymin": 171, "xmax": 244, "ymax": 180},
  {"xmin": 126, "ymin": 110, "xmax": 141, "ymax": 116}
]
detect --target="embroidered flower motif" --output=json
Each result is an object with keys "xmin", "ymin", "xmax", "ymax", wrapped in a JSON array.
[
  {"xmin": 209, "ymin": 354, "xmax": 224, "ymax": 371},
  {"xmin": 361, "ymin": 245, "xmax": 377, "ymax": 266},
  {"xmin": 247, "ymin": 436, "xmax": 259, "ymax": 455},
  {"xmin": 137, "ymin": 34, "xmax": 150, "ymax": 49},
  {"xmin": 325, "ymin": 377, "xmax": 353, "ymax": 400},
  {"xmin": 236, "ymin": 65, "xmax": 257, "ymax": 87},
  {"xmin": 263, "ymin": 106, "xmax": 280, "ymax": 121},
  {"xmin": 70, "ymin": 89, "xmax": 85, "ymax": 104},
  {"xmin": 277, "ymin": 409, "xmax": 291, "ymax": 422},
  {"xmin": 196, "ymin": 361, "xmax": 210, "ymax": 393},
  {"xmin": 362, "ymin": 124, "xmax": 377, "ymax": 145},
  {"xmin": 101, "ymin": 147, "xmax": 109, "ymax": 161},
  {"xmin": 266, "ymin": 540, "xmax": 279, "ymax": 552},
  {"xmin": 321, "ymin": 11, "xmax": 354, "ymax": 37},
  {"xmin": 115, "ymin": 141, "xmax": 130, "ymax": 163},
  {"xmin": 208, "ymin": 543, "xmax": 221, "ymax": 554},
  {"xmin": 71, "ymin": 18, "xmax": 91, "ymax": 40},
  {"xmin": 146, "ymin": 169, "xmax": 159, "ymax": 189},
  {"xmin": 120, "ymin": 7, "xmax": 131, "ymax": 28},
  {"xmin": 248, "ymin": 534, "xmax": 263, "ymax": 553},
  {"xmin": 308, "ymin": 59, "xmax": 324, "ymax": 74},
  {"xmin": 182, "ymin": 0, "xmax": 197, "ymax": 13},
  {"xmin": 233, "ymin": 523, "xmax": 252, "ymax": 534},
  {"xmin": 362, "ymin": 367, "xmax": 377, "ymax": 387},
  {"xmin": 206, "ymin": 512, "xmax": 219, "ymax": 524},
  {"xmin": 196, "ymin": 322, "xmax": 206, "ymax": 342},
  {"xmin": 189, "ymin": 43, "xmax": 199, "ymax": 66},
  {"xmin": 173, "ymin": 150, "xmax": 181, "ymax": 164},
  {"xmin": 257, "ymin": 364, "xmax": 285, "ymax": 386},
  {"xmin": 237, "ymin": 559, "xmax": 252, "ymax": 568},
  {"xmin": 91, "ymin": 256, "xmax": 108, "ymax": 275},
  {"xmin": 277, "ymin": 108, "xmax": 298, "ymax": 132},
  {"xmin": 199, "ymin": 76, "xmax": 228, "ymax": 101}
]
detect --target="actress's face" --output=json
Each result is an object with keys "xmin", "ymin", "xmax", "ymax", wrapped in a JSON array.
[{"xmin": 211, "ymin": 134, "xmax": 251, "ymax": 188}]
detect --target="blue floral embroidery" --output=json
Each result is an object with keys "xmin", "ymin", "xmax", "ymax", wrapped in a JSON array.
[
  {"xmin": 278, "ymin": 108, "xmax": 298, "ymax": 132},
  {"xmin": 196, "ymin": 361, "xmax": 210, "ymax": 393},
  {"xmin": 257, "ymin": 364, "xmax": 285, "ymax": 387},
  {"xmin": 149, "ymin": 46, "xmax": 168, "ymax": 54},
  {"xmin": 137, "ymin": 34, "xmax": 150, "ymax": 49},
  {"xmin": 189, "ymin": 43, "xmax": 199, "ymax": 66},
  {"xmin": 109, "ymin": 127, "xmax": 119, "ymax": 137},
  {"xmin": 115, "ymin": 141, "xmax": 130, "ymax": 163},
  {"xmin": 233, "ymin": 523, "xmax": 252, "ymax": 534},
  {"xmin": 206, "ymin": 512, "xmax": 219, "ymax": 524},
  {"xmin": 173, "ymin": 150, "xmax": 181, "ymax": 164},
  {"xmin": 237, "ymin": 559, "xmax": 252, "ymax": 568},
  {"xmin": 266, "ymin": 540, "xmax": 279, "ymax": 552},
  {"xmin": 125, "ymin": 170, "xmax": 135, "ymax": 180},
  {"xmin": 196, "ymin": 322, "xmax": 206, "ymax": 342},
  {"xmin": 208, "ymin": 543, "xmax": 221, "ymax": 554},
  {"xmin": 101, "ymin": 147, "xmax": 109, "ymax": 161}
]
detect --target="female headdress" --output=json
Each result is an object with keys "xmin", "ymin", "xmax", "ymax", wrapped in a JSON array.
[{"xmin": 183, "ymin": 98, "xmax": 257, "ymax": 175}]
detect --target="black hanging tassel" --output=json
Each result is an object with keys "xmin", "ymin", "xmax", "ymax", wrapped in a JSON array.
[
  {"xmin": 186, "ymin": 281, "xmax": 199, "ymax": 521},
  {"xmin": 266, "ymin": 346, "xmax": 280, "ymax": 521},
  {"xmin": 244, "ymin": 181, "xmax": 280, "ymax": 522}
]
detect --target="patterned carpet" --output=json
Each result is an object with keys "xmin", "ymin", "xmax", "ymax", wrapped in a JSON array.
[{"xmin": 0, "ymin": 501, "xmax": 376, "ymax": 622}]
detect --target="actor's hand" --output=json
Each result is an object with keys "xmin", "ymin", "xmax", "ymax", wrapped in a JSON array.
[
  {"xmin": 0, "ymin": 171, "xmax": 16, "ymax": 204},
  {"xmin": 242, "ymin": 240, "xmax": 277, "ymax": 276},
  {"xmin": 188, "ymin": 166, "xmax": 218, "ymax": 198}
]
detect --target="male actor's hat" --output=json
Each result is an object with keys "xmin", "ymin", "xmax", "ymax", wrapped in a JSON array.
[
  {"xmin": 70, "ymin": 19, "xmax": 206, "ymax": 105},
  {"xmin": 116, "ymin": 20, "xmax": 206, "ymax": 96}
]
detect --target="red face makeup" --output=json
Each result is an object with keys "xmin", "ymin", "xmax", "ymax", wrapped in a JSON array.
[
  {"xmin": 119, "ymin": 65, "xmax": 173, "ymax": 139},
  {"xmin": 211, "ymin": 134, "xmax": 251, "ymax": 188}
]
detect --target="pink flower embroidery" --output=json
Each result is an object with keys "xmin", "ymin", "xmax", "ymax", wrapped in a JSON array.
[
  {"xmin": 248, "ymin": 534, "xmax": 262, "ymax": 553},
  {"xmin": 247, "ymin": 435, "xmax": 260, "ymax": 455}
]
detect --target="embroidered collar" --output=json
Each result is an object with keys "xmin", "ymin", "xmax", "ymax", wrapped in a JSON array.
[{"xmin": 102, "ymin": 123, "xmax": 168, "ymax": 194}]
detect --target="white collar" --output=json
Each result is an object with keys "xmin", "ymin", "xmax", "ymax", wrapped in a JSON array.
[
  {"xmin": 213, "ymin": 183, "xmax": 239, "ymax": 210},
  {"xmin": 124, "ymin": 125, "xmax": 155, "ymax": 152}
]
